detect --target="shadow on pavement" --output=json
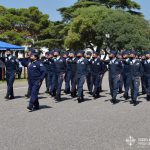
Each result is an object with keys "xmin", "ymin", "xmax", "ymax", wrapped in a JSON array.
[
  {"xmin": 39, "ymin": 96, "xmax": 48, "ymax": 99},
  {"xmin": 40, "ymin": 105, "xmax": 53, "ymax": 109}
]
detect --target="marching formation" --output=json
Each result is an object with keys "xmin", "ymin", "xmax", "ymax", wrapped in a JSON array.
[{"xmin": 3, "ymin": 48, "xmax": 150, "ymax": 111}]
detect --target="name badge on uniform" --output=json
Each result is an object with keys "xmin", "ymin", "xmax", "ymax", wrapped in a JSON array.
[
  {"xmin": 97, "ymin": 63, "xmax": 100, "ymax": 65},
  {"xmin": 33, "ymin": 65, "xmax": 36, "ymax": 67},
  {"xmin": 40, "ymin": 64, "xmax": 43, "ymax": 66},
  {"xmin": 60, "ymin": 60, "xmax": 63, "ymax": 62},
  {"xmin": 11, "ymin": 60, "xmax": 14, "ymax": 62},
  {"xmin": 115, "ymin": 62, "xmax": 118, "ymax": 64},
  {"xmin": 81, "ymin": 62, "xmax": 84, "ymax": 64}
]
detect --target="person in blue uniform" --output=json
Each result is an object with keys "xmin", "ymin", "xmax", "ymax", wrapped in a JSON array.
[
  {"xmin": 122, "ymin": 50, "xmax": 131, "ymax": 100},
  {"xmin": 129, "ymin": 50, "xmax": 143, "ymax": 105},
  {"xmin": 108, "ymin": 50, "xmax": 123, "ymax": 104},
  {"xmin": 47, "ymin": 51, "xmax": 56, "ymax": 97},
  {"xmin": 117, "ymin": 52, "xmax": 124, "ymax": 93},
  {"xmin": 42, "ymin": 52, "xmax": 51, "ymax": 93},
  {"xmin": 4, "ymin": 50, "xmax": 19, "ymax": 100},
  {"xmin": 63, "ymin": 52, "xmax": 71, "ymax": 94},
  {"xmin": 67, "ymin": 51, "xmax": 78, "ymax": 98},
  {"xmin": 27, "ymin": 52, "xmax": 46, "ymax": 111},
  {"xmin": 21, "ymin": 49, "xmax": 36, "ymax": 98},
  {"xmin": 142, "ymin": 51, "xmax": 150, "ymax": 101},
  {"xmin": 91, "ymin": 52, "xmax": 104, "ymax": 98},
  {"xmin": 85, "ymin": 52, "xmax": 92, "ymax": 93},
  {"xmin": 53, "ymin": 49, "xmax": 66, "ymax": 101},
  {"xmin": 76, "ymin": 50, "xmax": 88, "ymax": 103},
  {"xmin": 141, "ymin": 54, "xmax": 146, "ymax": 95}
]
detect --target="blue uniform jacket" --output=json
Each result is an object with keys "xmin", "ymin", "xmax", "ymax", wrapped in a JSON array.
[
  {"xmin": 107, "ymin": 59, "xmax": 123, "ymax": 77},
  {"xmin": 28, "ymin": 60, "xmax": 46, "ymax": 81},
  {"xmin": 129, "ymin": 59, "xmax": 143, "ymax": 77},
  {"xmin": 5, "ymin": 56, "xmax": 19, "ymax": 73},
  {"xmin": 76, "ymin": 57, "xmax": 88, "ymax": 77},
  {"xmin": 91, "ymin": 58, "xmax": 104, "ymax": 75},
  {"xmin": 54, "ymin": 57, "xmax": 66, "ymax": 75}
]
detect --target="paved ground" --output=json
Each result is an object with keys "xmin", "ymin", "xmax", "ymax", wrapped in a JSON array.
[{"xmin": 0, "ymin": 73, "xmax": 150, "ymax": 150}]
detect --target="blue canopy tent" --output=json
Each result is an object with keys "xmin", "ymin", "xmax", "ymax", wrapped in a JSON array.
[{"xmin": 0, "ymin": 41, "xmax": 24, "ymax": 50}]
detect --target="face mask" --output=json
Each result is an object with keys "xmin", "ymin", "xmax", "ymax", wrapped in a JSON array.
[
  {"xmin": 77, "ymin": 56, "xmax": 82, "ymax": 59},
  {"xmin": 70, "ymin": 56, "xmax": 74, "ymax": 59},
  {"xmin": 109, "ymin": 57, "xmax": 114, "ymax": 60},
  {"xmin": 130, "ymin": 57, "xmax": 134, "ymax": 60},
  {"xmin": 86, "ymin": 57, "xmax": 90, "ymax": 59},
  {"xmin": 53, "ymin": 55, "xmax": 58, "ymax": 58},
  {"xmin": 7, "ymin": 54, "xmax": 11, "ymax": 57},
  {"xmin": 92, "ymin": 57, "xmax": 96, "ymax": 59}
]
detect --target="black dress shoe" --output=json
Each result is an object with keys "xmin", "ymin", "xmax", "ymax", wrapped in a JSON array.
[
  {"xmin": 147, "ymin": 95, "xmax": 150, "ymax": 101},
  {"xmin": 111, "ymin": 98, "xmax": 117, "ymax": 104},
  {"xmin": 123, "ymin": 94, "xmax": 130, "ymax": 100},
  {"xmin": 119, "ymin": 90, "xmax": 123, "ymax": 94},
  {"xmin": 71, "ymin": 92, "xmax": 77, "ymax": 98},
  {"xmin": 33, "ymin": 106, "xmax": 40, "ymax": 110},
  {"xmin": 9, "ymin": 96, "xmax": 15, "ymax": 100},
  {"xmin": 45, "ymin": 90, "xmax": 49, "ymax": 94},
  {"xmin": 25, "ymin": 94, "xmax": 30, "ymax": 98},
  {"xmin": 93, "ymin": 94, "xmax": 100, "ymax": 99},
  {"xmin": 5, "ymin": 96, "xmax": 9, "ymax": 100},
  {"xmin": 27, "ymin": 106, "xmax": 33, "ymax": 111},
  {"xmin": 55, "ymin": 95, "xmax": 61, "ymax": 102},
  {"xmin": 142, "ymin": 91, "xmax": 146, "ymax": 95},
  {"xmin": 77, "ymin": 97, "xmax": 82, "ymax": 103}
]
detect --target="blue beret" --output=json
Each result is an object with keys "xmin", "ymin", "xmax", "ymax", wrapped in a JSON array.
[
  {"xmin": 31, "ymin": 52, "xmax": 39, "ymax": 58},
  {"xmin": 122, "ymin": 50, "xmax": 129, "ymax": 55},
  {"xmin": 29, "ymin": 48, "xmax": 36, "ymax": 54},
  {"xmin": 63, "ymin": 51, "xmax": 69, "ymax": 55},
  {"xmin": 86, "ymin": 51, "xmax": 92, "ymax": 55},
  {"xmin": 69, "ymin": 51, "xmax": 75, "ymax": 55},
  {"xmin": 130, "ymin": 50, "xmax": 137, "ymax": 55},
  {"xmin": 110, "ymin": 50, "xmax": 117, "ymax": 55},
  {"xmin": 77, "ymin": 50, "xmax": 85, "ymax": 55},
  {"xmin": 93, "ymin": 51, "xmax": 99, "ymax": 55},
  {"xmin": 53, "ymin": 48, "xmax": 61, "ymax": 53}
]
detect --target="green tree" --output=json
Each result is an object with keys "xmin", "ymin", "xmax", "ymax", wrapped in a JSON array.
[
  {"xmin": 79, "ymin": 0, "xmax": 140, "ymax": 9},
  {"xmin": 95, "ymin": 10, "xmax": 150, "ymax": 49},
  {"xmin": 64, "ymin": 6, "xmax": 110, "ymax": 50}
]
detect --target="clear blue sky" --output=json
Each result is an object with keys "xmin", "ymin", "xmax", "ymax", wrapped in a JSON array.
[{"xmin": 0, "ymin": 0, "xmax": 149, "ymax": 21}]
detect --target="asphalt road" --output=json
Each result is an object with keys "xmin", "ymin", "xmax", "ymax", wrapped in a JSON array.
[{"xmin": 0, "ymin": 73, "xmax": 150, "ymax": 150}]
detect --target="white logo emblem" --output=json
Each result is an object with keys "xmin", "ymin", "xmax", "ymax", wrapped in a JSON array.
[{"xmin": 126, "ymin": 136, "xmax": 136, "ymax": 146}]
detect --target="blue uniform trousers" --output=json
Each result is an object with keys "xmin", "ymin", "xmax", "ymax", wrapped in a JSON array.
[
  {"xmin": 55, "ymin": 73, "xmax": 65, "ymax": 96},
  {"xmin": 130, "ymin": 77, "xmax": 140, "ymax": 101},
  {"xmin": 109, "ymin": 75, "xmax": 120, "ymax": 99},
  {"xmin": 86, "ymin": 73, "xmax": 92, "ymax": 92},
  {"xmin": 123, "ymin": 74, "xmax": 131, "ymax": 96},
  {"xmin": 6, "ymin": 72, "xmax": 15, "ymax": 97},
  {"xmin": 144, "ymin": 75, "xmax": 150, "ymax": 95},
  {"xmin": 49, "ymin": 72, "xmax": 56, "ymax": 94},
  {"xmin": 91, "ymin": 74, "xmax": 101, "ymax": 95},
  {"xmin": 77, "ymin": 75, "xmax": 86, "ymax": 97},
  {"xmin": 65, "ymin": 71, "xmax": 71, "ymax": 93},
  {"xmin": 70, "ymin": 73, "xmax": 77, "ymax": 94},
  {"xmin": 45, "ymin": 73, "xmax": 50, "ymax": 91},
  {"xmin": 29, "ymin": 80, "xmax": 41, "ymax": 107}
]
